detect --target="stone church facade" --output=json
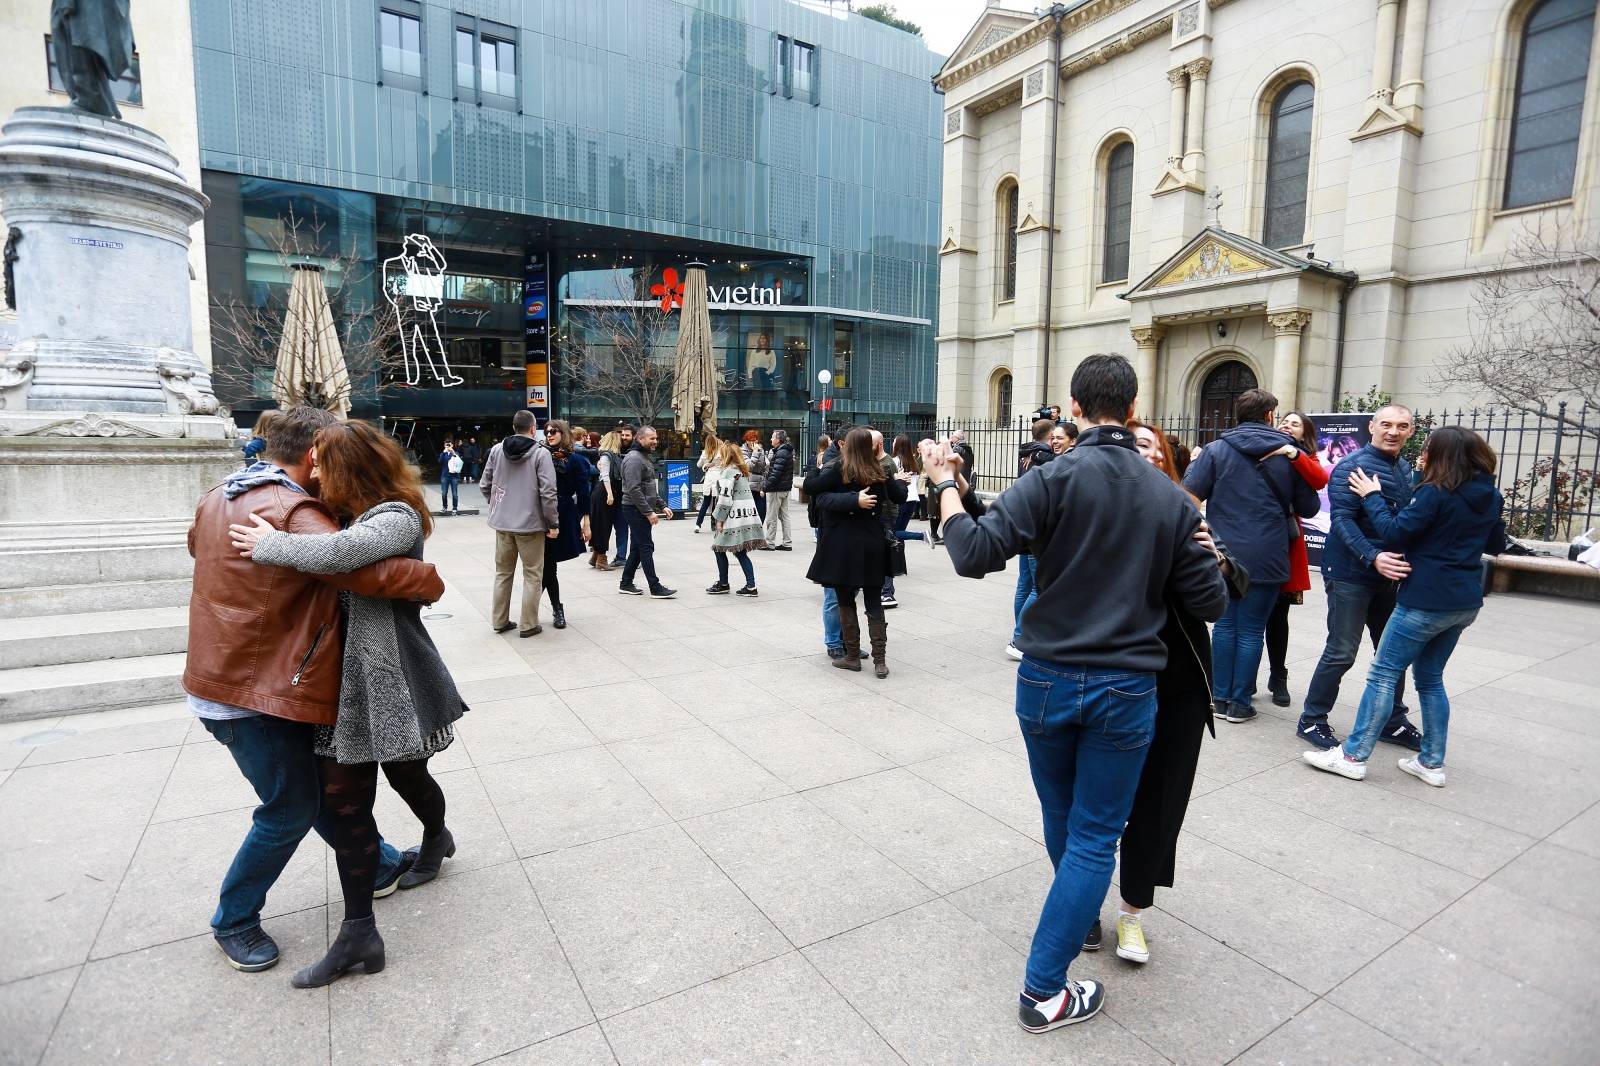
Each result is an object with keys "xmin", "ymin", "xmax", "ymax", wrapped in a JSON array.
[{"xmin": 935, "ymin": 0, "xmax": 1600, "ymax": 426}]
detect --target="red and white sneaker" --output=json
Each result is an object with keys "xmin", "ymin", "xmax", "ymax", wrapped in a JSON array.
[{"xmin": 1018, "ymin": 979, "xmax": 1105, "ymax": 1033}]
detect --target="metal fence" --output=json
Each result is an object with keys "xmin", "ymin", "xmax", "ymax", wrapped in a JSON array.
[{"xmin": 795, "ymin": 402, "xmax": 1599, "ymax": 543}]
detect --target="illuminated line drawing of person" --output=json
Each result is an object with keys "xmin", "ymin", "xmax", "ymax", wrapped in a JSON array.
[{"xmin": 383, "ymin": 234, "xmax": 463, "ymax": 387}]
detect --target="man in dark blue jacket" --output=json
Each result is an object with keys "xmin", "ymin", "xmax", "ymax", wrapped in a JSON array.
[
  {"xmin": 1298, "ymin": 405, "xmax": 1423, "ymax": 750},
  {"xmin": 1183, "ymin": 388, "xmax": 1320, "ymax": 723}
]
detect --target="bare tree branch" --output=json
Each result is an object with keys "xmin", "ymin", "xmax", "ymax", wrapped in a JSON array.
[
  {"xmin": 208, "ymin": 206, "xmax": 406, "ymax": 411},
  {"xmin": 556, "ymin": 261, "xmax": 679, "ymax": 427},
  {"xmin": 1435, "ymin": 219, "xmax": 1600, "ymax": 435}
]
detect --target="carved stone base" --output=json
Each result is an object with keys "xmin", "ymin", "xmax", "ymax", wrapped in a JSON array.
[{"xmin": 0, "ymin": 410, "xmax": 237, "ymax": 607}]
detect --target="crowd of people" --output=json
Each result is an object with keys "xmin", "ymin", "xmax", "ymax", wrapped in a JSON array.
[{"xmin": 198, "ymin": 364, "xmax": 1506, "ymax": 1027}]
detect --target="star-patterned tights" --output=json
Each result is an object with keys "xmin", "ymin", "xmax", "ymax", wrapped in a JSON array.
[{"xmin": 318, "ymin": 758, "xmax": 382, "ymax": 921}]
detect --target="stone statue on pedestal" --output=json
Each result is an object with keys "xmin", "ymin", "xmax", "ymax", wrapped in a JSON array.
[{"xmin": 50, "ymin": 0, "xmax": 136, "ymax": 120}]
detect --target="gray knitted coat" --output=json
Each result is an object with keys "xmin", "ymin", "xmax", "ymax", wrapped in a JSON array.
[{"xmin": 252, "ymin": 501, "xmax": 468, "ymax": 763}]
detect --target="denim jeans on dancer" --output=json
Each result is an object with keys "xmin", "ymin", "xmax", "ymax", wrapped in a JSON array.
[
  {"xmin": 822, "ymin": 585, "xmax": 842, "ymax": 651},
  {"xmin": 715, "ymin": 550, "xmax": 755, "ymax": 587},
  {"xmin": 439, "ymin": 473, "xmax": 460, "ymax": 511},
  {"xmin": 1012, "ymin": 553, "xmax": 1037, "ymax": 644},
  {"xmin": 201, "ymin": 715, "xmax": 401, "ymax": 936},
  {"xmin": 1301, "ymin": 578, "xmax": 1409, "ymax": 728},
  {"xmin": 1209, "ymin": 582, "xmax": 1279, "ymax": 710},
  {"xmin": 1342, "ymin": 604, "xmax": 1477, "ymax": 766},
  {"xmin": 1015, "ymin": 658, "xmax": 1156, "ymax": 997},
  {"xmin": 620, "ymin": 505, "xmax": 662, "ymax": 591}
]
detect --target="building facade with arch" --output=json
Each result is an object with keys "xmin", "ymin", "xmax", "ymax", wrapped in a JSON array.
[{"xmin": 935, "ymin": 0, "xmax": 1600, "ymax": 425}]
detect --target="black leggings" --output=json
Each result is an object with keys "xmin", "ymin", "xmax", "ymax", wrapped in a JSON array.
[
  {"xmin": 834, "ymin": 585, "xmax": 884, "ymax": 619},
  {"xmin": 542, "ymin": 554, "xmax": 561, "ymax": 606},
  {"xmin": 1266, "ymin": 594, "xmax": 1292, "ymax": 678},
  {"xmin": 319, "ymin": 755, "xmax": 447, "ymax": 921},
  {"xmin": 716, "ymin": 550, "xmax": 755, "ymax": 587}
]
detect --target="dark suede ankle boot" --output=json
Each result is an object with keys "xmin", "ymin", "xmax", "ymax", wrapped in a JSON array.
[
  {"xmin": 290, "ymin": 916, "xmax": 384, "ymax": 988},
  {"xmin": 868, "ymin": 617, "xmax": 889, "ymax": 679},
  {"xmin": 398, "ymin": 827, "xmax": 455, "ymax": 889}
]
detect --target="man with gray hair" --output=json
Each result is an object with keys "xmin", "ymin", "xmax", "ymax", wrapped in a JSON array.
[
  {"xmin": 760, "ymin": 428, "xmax": 795, "ymax": 551},
  {"xmin": 480, "ymin": 410, "xmax": 559, "ymax": 635}
]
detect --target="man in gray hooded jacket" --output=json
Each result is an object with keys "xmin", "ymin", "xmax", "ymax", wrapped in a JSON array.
[{"xmin": 480, "ymin": 410, "xmax": 559, "ymax": 635}]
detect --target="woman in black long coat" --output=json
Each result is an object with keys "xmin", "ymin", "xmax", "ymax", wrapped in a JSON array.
[
  {"xmin": 539, "ymin": 420, "xmax": 593, "ymax": 630},
  {"xmin": 803, "ymin": 427, "xmax": 906, "ymax": 678},
  {"xmin": 1106, "ymin": 421, "xmax": 1247, "ymax": 963}
]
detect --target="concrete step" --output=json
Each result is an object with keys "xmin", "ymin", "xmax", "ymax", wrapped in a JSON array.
[
  {"xmin": 0, "ymin": 653, "xmax": 188, "ymax": 724},
  {"xmin": 0, "ymin": 578, "xmax": 192, "ymax": 618},
  {"xmin": 0, "ymin": 607, "xmax": 189, "ymax": 670}
]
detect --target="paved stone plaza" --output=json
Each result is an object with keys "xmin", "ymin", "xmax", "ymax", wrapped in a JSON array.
[{"xmin": 2, "ymin": 499, "xmax": 1597, "ymax": 1065}]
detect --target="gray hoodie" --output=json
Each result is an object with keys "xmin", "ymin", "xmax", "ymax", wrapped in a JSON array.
[{"xmin": 479, "ymin": 434, "xmax": 558, "ymax": 533}]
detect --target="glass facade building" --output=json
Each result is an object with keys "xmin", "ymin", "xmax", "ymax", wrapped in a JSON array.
[{"xmin": 191, "ymin": 0, "xmax": 942, "ymax": 445}]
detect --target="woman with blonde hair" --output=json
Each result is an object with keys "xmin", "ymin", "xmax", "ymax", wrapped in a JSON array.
[
  {"xmin": 803, "ymin": 426, "xmax": 906, "ymax": 677},
  {"xmin": 589, "ymin": 429, "xmax": 626, "ymax": 569},
  {"xmin": 693, "ymin": 430, "xmax": 724, "ymax": 533},
  {"xmin": 706, "ymin": 440, "xmax": 765, "ymax": 595},
  {"xmin": 228, "ymin": 419, "xmax": 468, "ymax": 987}
]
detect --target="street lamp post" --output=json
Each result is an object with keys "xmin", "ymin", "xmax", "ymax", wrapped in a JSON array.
[{"xmin": 816, "ymin": 368, "xmax": 832, "ymax": 444}]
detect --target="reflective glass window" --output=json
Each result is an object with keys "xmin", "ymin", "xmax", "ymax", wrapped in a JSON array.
[
  {"xmin": 1102, "ymin": 141, "xmax": 1134, "ymax": 283},
  {"xmin": 46, "ymin": 36, "xmax": 142, "ymax": 105},
  {"xmin": 1263, "ymin": 81, "xmax": 1314, "ymax": 248},
  {"xmin": 380, "ymin": 11, "xmax": 422, "ymax": 79}
]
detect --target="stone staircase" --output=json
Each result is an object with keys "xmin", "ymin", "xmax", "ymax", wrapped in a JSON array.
[{"xmin": 0, "ymin": 578, "xmax": 192, "ymax": 724}]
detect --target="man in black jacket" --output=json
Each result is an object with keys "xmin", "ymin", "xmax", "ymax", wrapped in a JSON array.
[
  {"xmin": 1182, "ymin": 389, "xmax": 1319, "ymax": 723},
  {"xmin": 617, "ymin": 425, "xmax": 676, "ymax": 599},
  {"xmin": 924, "ymin": 354, "xmax": 1228, "ymax": 1037},
  {"xmin": 761, "ymin": 429, "xmax": 795, "ymax": 550},
  {"xmin": 1008, "ymin": 418, "xmax": 1060, "ymax": 659}
]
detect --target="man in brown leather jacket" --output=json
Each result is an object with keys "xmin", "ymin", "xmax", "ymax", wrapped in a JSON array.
[{"xmin": 184, "ymin": 406, "xmax": 445, "ymax": 974}]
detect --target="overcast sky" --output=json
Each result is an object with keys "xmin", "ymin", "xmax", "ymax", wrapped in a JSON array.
[{"xmin": 876, "ymin": 1, "xmax": 996, "ymax": 58}]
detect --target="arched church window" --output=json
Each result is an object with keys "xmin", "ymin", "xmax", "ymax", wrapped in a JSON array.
[
  {"xmin": 1504, "ymin": 0, "xmax": 1595, "ymax": 209},
  {"xmin": 1263, "ymin": 81, "xmax": 1314, "ymax": 248}
]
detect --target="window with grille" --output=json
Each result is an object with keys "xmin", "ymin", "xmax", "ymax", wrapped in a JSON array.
[
  {"xmin": 1263, "ymin": 81, "xmax": 1314, "ymax": 248},
  {"xmin": 1504, "ymin": 0, "xmax": 1595, "ymax": 209},
  {"xmin": 1102, "ymin": 141, "xmax": 1134, "ymax": 283},
  {"xmin": 1000, "ymin": 182, "xmax": 1019, "ymax": 301}
]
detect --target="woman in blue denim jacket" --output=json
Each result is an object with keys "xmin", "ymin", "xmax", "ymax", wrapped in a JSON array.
[{"xmin": 1302, "ymin": 426, "xmax": 1505, "ymax": 788}]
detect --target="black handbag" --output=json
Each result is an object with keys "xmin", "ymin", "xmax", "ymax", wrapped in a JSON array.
[{"xmin": 886, "ymin": 535, "xmax": 908, "ymax": 577}]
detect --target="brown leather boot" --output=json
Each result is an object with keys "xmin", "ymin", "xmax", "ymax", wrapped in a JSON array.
[
  {"xmin": 832, "ymin": 599, "xmax": 862, "ymax": 671},
  {"xmin": 592, "ymin": 551, "xmax": 611, "ymax": 571},
  {"xmin": 868, "ymin": 616, "xmax": 889, "ymax": 678}
]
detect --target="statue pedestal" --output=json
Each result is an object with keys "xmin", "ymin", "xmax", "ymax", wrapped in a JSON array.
[{"xmin": 0, "ymin": 108, "xmax": 236, "ymax": 718}]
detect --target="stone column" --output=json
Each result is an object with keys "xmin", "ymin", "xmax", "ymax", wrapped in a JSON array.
[
  {"xmin": 1181, "ymin": 58, "xmax": 1211, "ymax": 176},
  {"xmin": 1267, "ymin": 310, "xmax": 1312, "ymax": 409},
  {"xmin": 1131, "ymin": 325, "xmax": 1165, "ymax": 414},
  {"xmin": 1393, "ymin": 0, "xmax": 1430, "ymax": 118},
  {"xmin": 1370, "ymin": 0, "xmax": 1401, "ymax": 101},
  {"xmin": 1165, "ymin": 67, "xmax": 1187, "ymax": 169}
]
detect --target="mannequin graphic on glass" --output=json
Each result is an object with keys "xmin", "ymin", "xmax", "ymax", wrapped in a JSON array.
[
  {"xmin": 746, "ymin": 332, "xmax": 777, "ymax": 390},
  {"xmin": 383, "ymin": 234, "xmax": 463, "ymax": 388}
]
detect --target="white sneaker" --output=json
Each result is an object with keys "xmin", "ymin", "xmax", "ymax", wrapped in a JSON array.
[
  {"xmin": 1005, "ymin": 643, "xmax": 1024, "ymax": 661},
  {"xmin": 1302, "ymin": 746, "xmax": 1367, "ymax": 780},
  {"xmin": 1397, "ymin": 756, "xmax": 1446, "ymax": 787},
  {"xmin": 1115, "ymin": 913, "xmax": 1149, "ymax": 964}
]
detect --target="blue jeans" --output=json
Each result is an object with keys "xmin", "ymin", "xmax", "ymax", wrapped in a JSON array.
[
  {"xmin": 614, "ymin": 509, "xmax": 630, "ymax": 560},
  {"xmin": 1209, "ymin": 581, "xmax": 1279, "ymax": 710},
  {"xmin": 893, "ymin": 500, "xmax": 925, "ymax": 541},
  {"xmin": 1012, "ymin": 553, "xmax": 1037, "ymax": 644},
  {"xmin": 201, "ymin": 715, "xmax": 401, "ymax": 936},
  {"xmin": 1015, "ymin": 658, "xmax": 1157, "ymax": 997},
  {"xmin": 1302, "ymin": 578, "xmax": 1409, "ymax": 728},
  {"xmin": 620, "ymin": 505, "xmax": 662, "ymax": 590},
  {"xmin": 439, "ymin": 473, "xmax": 459, "ymax": 510},
  {"xmin": 1343, "ymin": 605, "xmax": 1477, "ymax": 765},
  {"xmin": 822, "ymin": 585, "xmax": 842, "ymax": 651},
  {"xmin": 715, "ymin": 550, "xmax": 755, "ymax": 587}
]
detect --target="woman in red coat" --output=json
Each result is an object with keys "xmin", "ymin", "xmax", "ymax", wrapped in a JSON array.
[{"xmin": 1266, "ymin": 412, "xmax": 1328, "ymax": 706}]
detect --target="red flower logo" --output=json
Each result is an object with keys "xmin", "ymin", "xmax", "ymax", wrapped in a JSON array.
[{"xmin": 650, "ymin": 267, "xmax": 684, "ymax": 313}]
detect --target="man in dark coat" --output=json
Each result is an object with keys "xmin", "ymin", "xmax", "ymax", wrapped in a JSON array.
[
  {"xmin": 1183, "ymin": 388, "xmax": 1319, "ymax": 723},
  {"xmin": 760, "ymin": 430, "xmax": 795, "ymax": 550},
  {"xmin": 51, "ymin": 0, "xmax": 135, "ymax": 118},
  {"xmin": 1298, "ymin": 405, "xmax": 1423, "ymax": 751}
]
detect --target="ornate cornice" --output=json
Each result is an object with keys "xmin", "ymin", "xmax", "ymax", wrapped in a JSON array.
[
  {"xmin": 971, "ymin": 85, "xmax": 1024, "ymax": 118},
  {"xmin": 1061, "ymin": 17, "xmax": 1174, "ymax": 80},
  {"xmin": 937, "ymin": 0, "xmax": 1149, "ymax": 93}
]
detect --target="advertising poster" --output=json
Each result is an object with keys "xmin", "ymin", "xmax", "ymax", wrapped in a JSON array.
[
  {"xmin": 523, "ymin": 251, "xmax": 551, "ymax": 420},
  {"xmin": 664, "ymin": 461, "xmax": 692, "ymax": 512},
  {"xmin": 1303, "ymin": 412, "xmax": 1370, "ymax": 565}
]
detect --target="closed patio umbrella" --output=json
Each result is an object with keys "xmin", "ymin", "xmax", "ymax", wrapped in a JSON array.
[
  {"xmin": 273, "ymin": 262, "xmax": 351, "ymax": 418},
  {"xmin": 671, "ymin": 262, "xmax": 717, "ymax": 441}
]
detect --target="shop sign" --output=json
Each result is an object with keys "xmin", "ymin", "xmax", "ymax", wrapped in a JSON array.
[
  {"xmin": 523, "ymin": 251, "xmax": 552, "ymax": 419},
  {"xmin": 650, "ymin": 267, "xmax": 783, "ymax": 313}
]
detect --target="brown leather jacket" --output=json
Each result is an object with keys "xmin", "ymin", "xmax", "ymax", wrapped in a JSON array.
[{"xmin": 183, "ymin": 482, "xmax": 445, "ymax": 725}]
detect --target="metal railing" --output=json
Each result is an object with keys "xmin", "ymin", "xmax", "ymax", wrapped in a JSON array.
[{"xmin": 792, "ymin": 403, "xmax": 1599, "ymax": 542}]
